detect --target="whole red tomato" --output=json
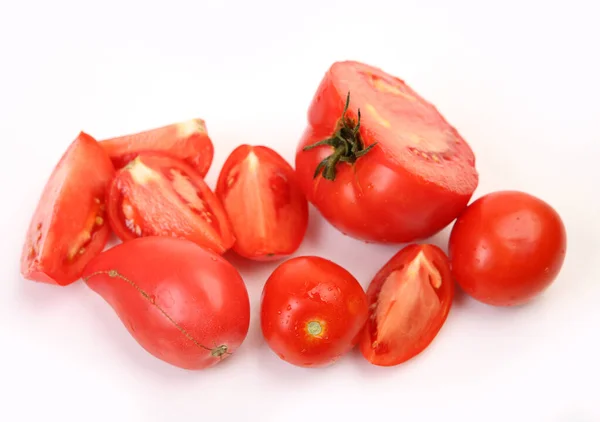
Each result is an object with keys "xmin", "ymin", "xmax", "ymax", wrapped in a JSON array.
[
  {"xmin": 21, "ymin": 132, "xmax": 114, "ymax": 285},
  {"xmin": 260, "ymin": 256, "xmax": 368, "ymax": 367},
  {"xmin": 449, "ymin": 191, "xmax": 567, "ymax": 306},
  {"xmin": 295, "ymin": 61, "xmax": 478, "ymax": 243},
  {"xmin": 360, "ymin": 244, "xmax": 454, "ymax": 366},
  {"xmin": 82, "ymin": 237, "xmax": 250, "ymax": 370},
  {"xmin": 216, "ymin": 145, "xmax": 308, "ymax": 260}
]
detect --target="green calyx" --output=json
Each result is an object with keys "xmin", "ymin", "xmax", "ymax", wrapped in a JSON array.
[{"xmin": 302, "ymin": 92, "xmax": 377, "ymax": 181}]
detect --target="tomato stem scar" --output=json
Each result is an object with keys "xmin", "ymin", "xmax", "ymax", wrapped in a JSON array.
[
  {"xmin": 303, "ymin": 92, "xmax": 377, "ymax": 181},
  {"xmin": 307, "ymin": 321, "xmax": 323, "ymax": 336}
]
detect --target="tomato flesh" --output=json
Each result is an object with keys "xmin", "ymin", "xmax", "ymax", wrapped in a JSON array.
[
  {"xmin": 449, "ymin": 190, "xmax": 567, "ymax": 306},
  {"xmin": 21, "ymin": 132, "xmax": 114, "ymax": 285},
  {"xmin": 296, "ymin": 61, "xmax": 478, "ymax": 242},
  {"xmin": 360, "ymin": 244, "xmax": 454, "ymax": 366},
  {"xmin": 261, "ymin": 256, "xmax": 368, "ymax": 367},
  {"xmin": 107, "ymin": 154, "xmax": 234, "ymax": 254},
  {"xmin": 216, "ymin": 145, "xmax": 308, "ymax": 260},
  {"xmin": 82, "ymin": 237, "xmax": 250, "ymax": 370},
  {"xmin": 100, "ymin": 118, "xmax": 214, "ymax": 176}
]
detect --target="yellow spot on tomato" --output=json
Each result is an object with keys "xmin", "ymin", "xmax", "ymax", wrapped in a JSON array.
[{"xmin": 365, "ymin": 103, "xmax": 391, "ymax": 129}]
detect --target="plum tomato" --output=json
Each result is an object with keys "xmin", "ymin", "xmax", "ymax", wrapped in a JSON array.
[
  {"xmin": 82, "ymin": 236, "xmax": 251, "ymax": 370},
  {"xmin": 216, "ymin": 145, "xmax": 308, "ymax": 260},
  {"xmin": 449, "ymin": 190, "xmax": 567, "ymax": 306},
  {"xmin": 295, "ymin": 61, "xmax": 478, "ymax": 243},
  {"xmin": 260, "ymin": 256, "xmax": 368, "ymax": 368},
  {"xmin": 107, "ymin": 153, "xmax": 235, "ymax": 254},
  {"xmin": 360, "ymin": 244, "xmax": 454, "ymax": 366},
  {"xmin": 21, "ymin": 132, "xmax": 115, "ymax": 285},
  {"xmin": 100, "ymin": 118, "xmax": 214, "ymax": 176}
]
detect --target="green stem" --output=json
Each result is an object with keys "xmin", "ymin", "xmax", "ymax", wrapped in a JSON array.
[{"xmin": 302, "ymin": 92, "xmax": 376, "ymax": 181}]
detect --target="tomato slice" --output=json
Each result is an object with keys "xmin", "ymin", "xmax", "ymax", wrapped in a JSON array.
[
  {"xmin": 100, "ymin": 119, "xmax": 214, "ymax": 176},
  {"xmin": 20, "ymin": 132, "xmax": 115, "ymax": 285},
  {"xmin": 216, "ymin": 145, "xmax": 308, "ymax": 260},
  {"xmin": 107, "ymin": 154, "xmax": 234, "ymax": 254},
  {"xmin": 360, "ymin": 244, "xmax": 454, "ymax": 366}
]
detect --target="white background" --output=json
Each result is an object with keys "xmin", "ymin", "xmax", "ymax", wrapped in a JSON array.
[{"xmin": 1, "ymin": 0, "xmax": 599, "ymax": 421}]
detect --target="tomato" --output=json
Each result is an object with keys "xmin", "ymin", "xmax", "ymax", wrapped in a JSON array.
[
  {"xmin": 215, "ymin": 145, "xmax": 308, "ymax": 260},
  {"xmin": 295, "ymin": 61, "xmax": 479, "ymax": 243},
  {"xmin": 260, "ymin": 256, "xmax": 368, "ymax": 367},
  {"xmin": 448, "ymin": 191, "xmax": 567, "ymax": 307},
  {"xmin": 20, "ymin": 132, "xmax": 115, "ymax": 286},
  {"xmin": 82, "ymin": 236, "xmax": 250, "ymax": 370},
  {"xmin": 100, "ymin": 119, "xmax": 214, "ymax": 176},
  {"xmin": 360, "ymin": 244, "xmax": 454, "ymax": 366},
  {"xmin": 107, "ymin": 154, "xmax": 235, "ymax": 254}
]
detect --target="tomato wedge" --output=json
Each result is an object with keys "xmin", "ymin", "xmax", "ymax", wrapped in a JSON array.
[
  {"xmin": 107, "ymin": 154, "xmax": 234, "ymax": 254},
  {"xmin": 216, "ymin": 145, "xmax": 308, "ymax": 260},
  {"xmin": 360, "ymin": 244, "xmax": 454, "ymax": 366},
  {"xmin": 21, "ymin": 132, "xmax": 115, "ymax": 285},
  {"xmin": 100, "ymin": 119, "xmax": 214, "ymax": 176},
  {"xmin": 295, "ymin": 61, "xmax": 478, "ymax": 243}
]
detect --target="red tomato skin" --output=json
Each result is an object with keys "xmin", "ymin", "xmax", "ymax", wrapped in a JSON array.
[
  {"xmin": 107, "ymin": 154, "xmax": 235, "ymax": 254},
  {"xmin": 295, "ymin": 61, "xmax": 478, "ymax": 243},
  {"xmin": 260, "ymin": 256, "xmax": 368, "ymax": 368},
  {"xmin": 449, "ymin": 191, "xmax": 567, "ymax": 306},
  {"xmin": 100, "ymin": 119, "xmax": 214, "ymax": 176},
  {"xmin": 216, "ymin": 145, "xmax": 308, "ymax": 260},
  {"xmin": 360, "ymin": 244, "xmax": 454, "ymax": 366},
  {"xmin": 20, "ymin": 132, "xmax": 114, "ymax": 285},
  {"xmin": 82, "ymin": 237, "xmax": 250, "ymax": 370}
]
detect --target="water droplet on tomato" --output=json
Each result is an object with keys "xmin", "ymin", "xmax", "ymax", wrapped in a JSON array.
[{"xmin": 286, "ymin": 305, "xmax": 292, "ymax": 311}]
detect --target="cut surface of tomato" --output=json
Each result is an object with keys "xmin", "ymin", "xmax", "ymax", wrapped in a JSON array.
[
  {"xmin": 216, "ymin": 145, "xmax": 308, "ymax": 260},
  {"xmin": 20, "ymin": 132, "xmax": 115, "ymax": 285},
  {"xmin": 360, "ymin": 244, "xmax": 454, "ymax": 366},
  {"xmin": 296, "ymin": 61, "xmax": 478, "ymax": 243},
  {"xmin": 107, "ymin": 154, "xmax": 234, "ymax": 254},
  {"xmin": 100, "ymin": 118, "xmax": 214, "ymax": 176}
]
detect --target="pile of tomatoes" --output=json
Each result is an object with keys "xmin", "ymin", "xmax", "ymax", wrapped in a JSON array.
[{"xmin": 20, "ymin": 61, "xmax": 567, "ymax": 370}]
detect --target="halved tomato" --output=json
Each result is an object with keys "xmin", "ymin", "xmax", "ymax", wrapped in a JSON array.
[
  {"xmin": 295, "ymin": 61, "xmax": 479, "ymax": 243},
  {"xmin": 20, "ymin": 132, "xmax": 115, "ymax": 285},
  {"xmin": 100, "ymin": 119, "xmax": 214, "ymax": 176},
  {"xmin": 107, "ymin": 154, "xmax": 234, "ymax": 254},
  {"xmin": 360, "ymin": 244, "xmax": 454, "ymax": 366},
  {"xmin": 216, "ymin": 145, "xmax": 308, "ymax": 260}
]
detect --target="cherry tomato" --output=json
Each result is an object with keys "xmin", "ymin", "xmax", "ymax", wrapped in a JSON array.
[
  {"xmin": 82, "ymin": 236, "xmax": 250, "ymax": 370},
  {"xmin": 449, "ymin": 190, "xmax": 567, "ymax": 306},
  {"xmin": 295, "ymin": 61, "xmax": 478, "ymax": 243},
  {"xmin": 216, "ymin": 145, "xmax": 308, "ymax": 260},
  {"xmin": 21, "ymin": 132, "xmax": 115, "ymax": 285},
  {"xmin": 107, "ymin": 154, "xmax": 235, "ymax": 254},
  {"xmin": 100, "ymin": 118, "xmax": 214, "ymax": 176},
  {"xmin": 260, "ymin": 256, "xmax": 368, "ymax": 367},
  {"xmin": 360, "ymin": 244, "xmax": 454, "ymax": 366}
]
